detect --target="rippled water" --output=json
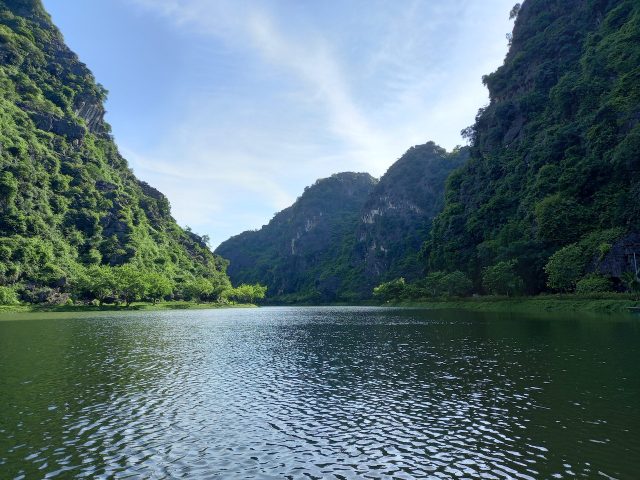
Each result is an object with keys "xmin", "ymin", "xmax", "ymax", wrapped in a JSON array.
[{"xmin": 0, "ymin": 307, "xmax": 639, "ymax": 479}]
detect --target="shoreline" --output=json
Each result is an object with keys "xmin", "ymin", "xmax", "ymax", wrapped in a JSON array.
[
  {"xmin": 0, "ymin": 301, "xmax": 257, "ymax": 315},
  {"xmin": 384, "ymin": 295, "xmax": 638, "ymax": 314}
]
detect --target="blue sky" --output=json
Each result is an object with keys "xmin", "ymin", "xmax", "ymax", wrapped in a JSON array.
[{"xmin": 42, "ymin": 0, "xmax": 515, "ymax": 248}]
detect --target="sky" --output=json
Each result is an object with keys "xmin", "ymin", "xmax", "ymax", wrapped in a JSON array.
[{"xmin": 42, "ymin": 0, "xmax": 515, "ymax": 248}]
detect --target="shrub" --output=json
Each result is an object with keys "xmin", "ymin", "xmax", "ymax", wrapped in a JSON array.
[
  {"xmin": 0, "ymin": 286, "xmax": 19, "ymax": 305},
  {"xmin": 575, "ymin": 274, "xmax": 612, "ymax": 294},
  {"xmin": 544, "ymin": 244, "xmax": 586, "ymax": 291},
  {"xmin": 373, "ymin": 278, "xmax": 406, "ymax": 301}
]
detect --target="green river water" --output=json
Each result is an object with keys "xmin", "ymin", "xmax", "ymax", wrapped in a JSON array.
[{"xmin": 0, "ymin": 306, "xmax": 638, "ymax": 478}]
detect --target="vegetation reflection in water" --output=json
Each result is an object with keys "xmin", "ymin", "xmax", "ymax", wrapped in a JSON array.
[{"xmin": 0, "ymin": 307, "xmax": 639, "ymax": 478}]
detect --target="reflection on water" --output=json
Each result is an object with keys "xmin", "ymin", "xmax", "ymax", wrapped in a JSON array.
[{"xmin": 0, "ymin": 307, "xmax": 639, "ymax": 478}]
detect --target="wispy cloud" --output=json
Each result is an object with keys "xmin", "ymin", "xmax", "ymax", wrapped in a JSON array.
[{"xmin": 115, "ymin": 0, "xmax": 514, "ymax": 246}]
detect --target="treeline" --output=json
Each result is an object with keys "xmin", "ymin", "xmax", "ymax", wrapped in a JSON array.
[
  {"xmin": 423, "ymin": 0, "xmax": 640, "ymax": 294},
  {"xmin": 374, "ymin": 255, "xmax": 640, "ymax": 302},
  {"xmin": 0, "ymin": 260, "xmax": 266, "ymax": 307}
]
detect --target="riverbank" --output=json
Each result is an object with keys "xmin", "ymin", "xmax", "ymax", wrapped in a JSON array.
[
  {"xmin": 387, "ymin": 294, "xmax": 639, "ymax": 314},
  {"xmin": 0, "ymin": 301, "xmax": 257, "ymax": 314}
]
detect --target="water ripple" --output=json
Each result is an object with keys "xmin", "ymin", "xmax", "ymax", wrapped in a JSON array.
[{"xmin": 0, "ymin": 307, "xmax": 639, "ymax": 478}]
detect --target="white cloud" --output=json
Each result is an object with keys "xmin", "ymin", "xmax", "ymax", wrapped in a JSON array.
[{"xmin": 117, "ymin": 0, "xmax": 514, "ymax": 245}]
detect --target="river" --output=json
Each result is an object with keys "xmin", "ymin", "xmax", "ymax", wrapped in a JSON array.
[{"xmin": 1, "ymin": 306, "xmax": 638, "ymax": 478}]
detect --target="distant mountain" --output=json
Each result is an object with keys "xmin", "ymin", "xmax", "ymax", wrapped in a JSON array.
[
  {"xmin": 0, "ymin": 0, "xmax": 230, "ymax": 302},
  {"xmin": 425, "ymin": 0, "xmax": 640, "ymax": 293},
  {"xmin": 216, "ymin": 172, "xmax": 377, "ymax": 302},
  {"xmin": 216, "ymin": 143, "xmax": 466, "ymax": 302},
  {"xmin": 352, "ymin": 142, "xmax": 468, "ymax": 295}
]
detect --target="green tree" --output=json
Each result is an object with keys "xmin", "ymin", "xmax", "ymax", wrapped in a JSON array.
[
  {"xmin": 113, "ymin": 265, "xmax": 148, "ymax": 307},
  {"xmin": 442, "ymin": 271, "xmax": 473, "ymax": 297},
  {"xmin": 0, "ymin": 286, "xmax": 19, "ymax": 305},
  {"xmin": 575, "ymin": 274, "xmax": 612, "ymax": 294},
  {"xmin": 544, "ymin": 244, "xmax": 585, "ymax": 292},
  {"xmin": 78, "ymin": 265, "xmax": 117, "ymax": 305},
  {"xmin": 145, "ymin": 272, "xmax": 174, "ymax": 304},
  {"xmin": 622, "ymin": 271, "xmax": 640, "ymax": 300},
  {"xmin": 423, "ymin": 271, "xmax": 447, "ymax": 297},
  {"xmin": 372, "ymin": 278, "xmax": 406, "ymax": 302},
  {"xmin": 183, "ymin": 277, "xmax": 214, "ymax": 303},
  {"xmin": 482, "ymin": 260, "xmax": 523, "ymax": 296},
  {"xmin": 224, "ymin": 284, "xmax": 267, "ymax": 304}
]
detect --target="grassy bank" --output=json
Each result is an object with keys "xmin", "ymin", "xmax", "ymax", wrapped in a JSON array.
[
  {"xmin": 0, "ymin": 301, "xmax": 257, "ymax": 314},
  {"xmin": 388, "ymin": 294, "xmax": 639, "ymax": 314}
]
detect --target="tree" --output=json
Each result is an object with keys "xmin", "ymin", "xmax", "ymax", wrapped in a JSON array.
[
  {"xmin": 79, "ymin": 265, "xmax": 117, "ymax": 305},
  {"xmin": 113, "ymin": 265, "xmax": 148, "ymax": 307},
  {"xmin": 183, "ymin": 277, "xmax": 214, "ymax": 303},
  {"xmin": 0, "ymin": 286, "xmax": 19, "ymax": 305},
  {"xmin": 509, "ymin": 3, "xmax": 521, "ymax": 20},
  {"xmin": 544, "ymin": 244, "xmax": 585, "ymax": 292},
  {"xmin": 423, "ymin": 271, "xmax": 447, "ymax": 297},
  {"xmin": 145, "ymin": 272, "xmax": 174, "ymax": 304},
  {"xmin": 372, "ymin": 278, "xmax": 406, "ymax": 302},
  {"xmin": 482, "ymin": 260, "xmax": 524, "ymax": 296},
  {"xmin": 622, "ymin": 271, "xmax": 640, "ymax": 300},
  {"xmin": 442, "ymin": 271, "xmax": 473, "ymax": 297},
  {"xmin": 225, "ymin": 284, "xmax": 267, "ymax": 304}
]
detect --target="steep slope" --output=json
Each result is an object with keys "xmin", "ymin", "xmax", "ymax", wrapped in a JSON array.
[
  {"xmin": 426, "ymin": 0, "xmax": 640, "ymax": 293},
  {"xmin": 0, "ymin": 0, "xmax": 229, "ymax": 301},
  {"xmin": 217, "ymin": 142, "xmax": 466, "ymax": 302},
  {"xmin": 352, "ymin": 142, "xmax": 468, "ymax": 293},
  {"xmin": 215, "ymin": 173, "xmax": 377, "ymax": 302}
]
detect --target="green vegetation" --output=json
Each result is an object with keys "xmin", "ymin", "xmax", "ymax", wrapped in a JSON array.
[
  {"xmin": 388, "ymin": 295, "xmax": 638, "ymax": 315},
  {"xmin": 217, "ymin": 144, "xmax": 467, "ymax": 303},
  {"xmin": 423, "ymin": 0, "xmax": 640, "ymax": 296},
  {"xmin": 0, "ymin": 0, "xmax": 268, "ymax": 308},
  {"xmin": 216, "ymin": 172, "xmax": 378, "ymax": 303}
]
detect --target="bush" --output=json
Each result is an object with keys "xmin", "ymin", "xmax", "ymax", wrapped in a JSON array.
[
  {"xmin": 544, "ymin": 244, "xmax": 585, "ymax": 291},
  {"xmin": 575, "ymin": 274, "xmax": 612, "ymax": 294},
  {"xmin": 0, "ymin": 286, "xmax": 19, "ymax": 305},
  {"xmin": 373, "ymin": 278, "xmax": 406, "ymax": 301}
]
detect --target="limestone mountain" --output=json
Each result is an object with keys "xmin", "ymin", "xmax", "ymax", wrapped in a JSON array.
[
  {"xmin": 217, "ymin": 143, "xmax": 466, "ymax": 302},
  {"xmin": 352, "ymin": 142, "xmax": 468, "ymax": 295},
  {"xmin": 425, "ymin": 0, "xmax": 640, "ymax": 293},
  {"xmin": 216, "ymin": 172, "xmax": 377, "ymax": 302},
  {"xmin": 0, "ymin": 0, "xmax": 230, "ymax": 302}
]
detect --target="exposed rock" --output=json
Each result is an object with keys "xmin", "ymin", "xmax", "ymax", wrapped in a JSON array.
[{"xmin": 595, "ymin": 233, "xmax": 640, "ymax": 278}]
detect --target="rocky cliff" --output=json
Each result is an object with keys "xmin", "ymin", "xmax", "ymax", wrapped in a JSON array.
[
  {"xmin": 216, "ymin": 172, "xmax": 377, "ymax": 302},
  {"xmin": 426, "ymin": 0, "xmax": 640, "ymax": 292},
  {"xmin": 217, "ymin": 142, "xmax": 466, "ymax": 302},
  {"xmin": 0, "ymin": 0, "xmax": 230, "ymax": 300}
]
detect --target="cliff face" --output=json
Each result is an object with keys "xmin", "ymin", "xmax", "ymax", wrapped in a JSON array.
[
  {"xmin": 0, "ymin": 0, "xmax": 229, "ymax": 296},
  {"xmin": 426, "ymin": 0, "xmax": 640, "ymax": 292},
  {"xmin": 217, "ymin": 142, "xmax": 466, "ymax": 302},
  {"xmin": 352, "ymin": 143, "xmax": 468, "ymax": 293},
  {"xmin": 216, "ymin": 172, "xmax": 377, "ymax": 302}
]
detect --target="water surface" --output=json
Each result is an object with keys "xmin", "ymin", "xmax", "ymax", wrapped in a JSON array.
[{"xmin": 1, "ymin": 307, "xmax": 639, "ymax": 478}]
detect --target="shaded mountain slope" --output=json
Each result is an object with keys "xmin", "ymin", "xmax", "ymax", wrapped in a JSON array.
[{"xmin": 0, "ymin": 0, "xmax": 229, "ymax": 301}]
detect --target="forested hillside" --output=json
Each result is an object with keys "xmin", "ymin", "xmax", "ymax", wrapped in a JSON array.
[
  {"xmin": 216, "ymin": 173, "xmax": 377, "ymax": 303},
  {"xmin": 217, "ymin": 144, "xmax": 466, "ymax": 302},
  {"xmin": 0, "ymin": 0, "xmax": 232, "ymax": 305},
  {"xmin": 424, "ymin": 0, "xmax": 640, "ymax": 295},
  {"xmin": 352, "ymin": 143, "xmax": 468, "ymax": 293}
]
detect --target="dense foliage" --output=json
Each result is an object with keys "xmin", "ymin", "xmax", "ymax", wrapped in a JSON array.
[
  {"xmin": 352, "ymin": 143, "xmax": 468, "ymax": 294},
  {"xmin": 216, "ymin": 173, "xmax": 378, "ymax": 303},
  {"xmin": 217, "ymin": 144, "xmax": 466, "ymax": 303},
  {"xmin": 0, "ymin": 0, "xmax": 237, "ymax": 305},
  {"xmin": 424, "ymin": 0, "xmax": 640, "ymax": 295}
]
